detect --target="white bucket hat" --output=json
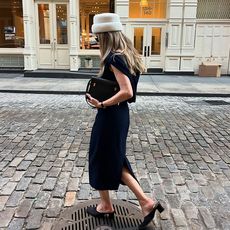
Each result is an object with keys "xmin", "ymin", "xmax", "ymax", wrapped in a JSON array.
[{"xmin": 92, "ymin": 13, "xmax": 123, "ymax": 34}]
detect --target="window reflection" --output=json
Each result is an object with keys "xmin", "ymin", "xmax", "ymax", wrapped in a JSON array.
[
  {"xmin": 134, "ymin": 28, "xmax": 144, "ymax": 55},
  {"xmin": 79, "ymin": 0, "xmax": 114, "ymax": 49},
  {"xmin": 56, "ymin": 4, "xmax": 68, "ymax": 44},
  {"xmin": 151, "ymin": 28, "xmax": 161, "ymax": 55},
  {"xmin": 0, "ymin": 0, "xmax": 24, "ymax": 48},
  {"xmin": 38, "ymin": 4, "xmax": 50, "ymax": 44}
]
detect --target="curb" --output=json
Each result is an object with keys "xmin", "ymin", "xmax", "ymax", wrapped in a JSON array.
[{"xmin": 0, "ymin": 89, "xmax": 230, "ymax": 97}]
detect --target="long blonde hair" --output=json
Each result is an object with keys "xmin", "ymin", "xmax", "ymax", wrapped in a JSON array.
[{"xmin": 97, "ymin": 31, "xmax": 146, "ymax": 76}]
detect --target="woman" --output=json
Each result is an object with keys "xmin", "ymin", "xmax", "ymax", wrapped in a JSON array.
[{"xmin": 86, "ymin": 13, "xmax": 164, "ymax": 229}]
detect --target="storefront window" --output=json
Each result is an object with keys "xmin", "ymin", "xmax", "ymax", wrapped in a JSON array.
[
  {"xmin": 129, "ymin": 0, "xmax": 167, "ymax": 18},
  {"xmin": 0, "ymin": 0, "xmax": 24, "ymax": 48},
  {"xmin": 38, "ymin": 4, "xmax": 68, "ymax": 45},
  {"xmin": 79, "ymin": 0, "xmax": 114, "ymax": 49}
]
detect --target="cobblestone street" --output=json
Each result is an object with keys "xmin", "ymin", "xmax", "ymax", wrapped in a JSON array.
[{"xmin": 0, "ymin": 93, "xmax": 230, "ymax": 230}]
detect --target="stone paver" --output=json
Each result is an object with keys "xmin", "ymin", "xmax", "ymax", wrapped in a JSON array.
[
  {"xmin": 0, "ymin": 196, "xmax": 9, "ymax": 211},
  {"xmin": 0, "ymin": 94, "xmax": 230, "ymax": 229},
  {"xmin": 0, "ymin": 208, "xmax": 15, "ymax": 227},
  {"xmin": 26, "ymin": 209, "xmax": 43, "ymax": 229},
  {"xmin": 8, "ymin": 218, "xmax": 25, "ymax": 230},
  {"xmin": 64, "ymin": 191, "xmax": 76, "ymax": 207},
  {"xmin": 15, "ymin": 199, "xmax": 34, "ymax": 218}
]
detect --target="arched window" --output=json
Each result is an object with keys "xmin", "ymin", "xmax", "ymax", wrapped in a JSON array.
[
  {"xmin": 79, "ymin": 0, "xmax": 114, "ymax": 50},
  {"xmin": 129, "ymin": 0, "xmax": 167, "ymax": 19}
]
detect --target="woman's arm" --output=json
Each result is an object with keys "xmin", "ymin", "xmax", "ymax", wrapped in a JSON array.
[{"xmin": 86, "ymin": 65, "xmax": 133, "ymax": 108}]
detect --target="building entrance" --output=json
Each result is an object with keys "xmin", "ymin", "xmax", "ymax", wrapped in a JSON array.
[
  {"xmin": 35, "ymin": 1, "xmax": 69, "ymax": 69},
  {"xmin": 131, "ymin": 24, "xmax": 166, "ymax": 71}
]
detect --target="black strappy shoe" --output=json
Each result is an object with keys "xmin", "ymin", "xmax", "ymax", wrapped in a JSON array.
[
  {"xmin": 138, "ymin": 202, "xmax": 164, "ymax": 229},
  {"xmin": 86, "ymin": 206, "xmax": 115, "ymax": 218}
]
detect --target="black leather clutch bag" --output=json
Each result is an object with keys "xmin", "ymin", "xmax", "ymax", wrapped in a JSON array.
[{"xmin": 85, "ymin": 77, "xmax": 120, "ymax": 108}]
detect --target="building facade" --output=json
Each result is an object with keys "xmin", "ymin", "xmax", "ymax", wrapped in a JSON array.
[{"xmin": 0, "ymin": 0, "xmax": 230, "ymax": 74}]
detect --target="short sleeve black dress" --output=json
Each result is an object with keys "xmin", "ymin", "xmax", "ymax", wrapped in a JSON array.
[{"xmin": 88, "ymin": 51, "xmax": 140, "ymax": 190}]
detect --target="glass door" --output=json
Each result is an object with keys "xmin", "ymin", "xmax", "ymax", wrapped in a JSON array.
[
  {"xmin": 132, "ymin": 25, "xmax": 165, "ymax": 70},
  {"xmin": 36, "ymin": 2, "xmax": 69, "ymax": 69},
  {"xmin": 133, "ymin": 26, "xmax": 147, "ymax": 67}
]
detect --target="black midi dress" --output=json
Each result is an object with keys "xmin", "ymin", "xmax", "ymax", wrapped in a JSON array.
[{"xmin": 88, "ymin": 51, "xmax": 140, "ymax": 190}]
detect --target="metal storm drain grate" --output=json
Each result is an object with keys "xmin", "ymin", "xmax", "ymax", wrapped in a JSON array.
[
  {"xmin": 52, "ymin": 199, "xmax": 155, "ymax": 230},
  {"xmin": 185, "ymin": 100, "xmax": 207, "ymax": 105},
  {"xmin": 185, "ymin": 100, "xmax": 230, "ymax": 106},
  {"xmin": 203, "ymin": 100, "xmax": 230, "ymax": 106}
]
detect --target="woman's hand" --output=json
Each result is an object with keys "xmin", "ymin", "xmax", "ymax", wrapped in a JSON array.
[{"xmin": 86, "ymin": 94, "xmax": 101, "ymax": 108}]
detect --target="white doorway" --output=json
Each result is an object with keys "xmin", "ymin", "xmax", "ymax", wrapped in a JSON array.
[
  {"xmin": 131, "ymin": 24, "xmax": 166, "ymax": 70},
  {"xmin": 35, "ymin": 1, "xmax": 69, "ymax": 69}
]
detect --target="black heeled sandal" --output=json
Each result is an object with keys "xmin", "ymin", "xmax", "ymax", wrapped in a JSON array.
[
  {"xmin": 86, "ymin": 206, "xmax": 115, "ymax": 218},
  {"xmin": 138, "ymin": 202, "xmax": 164, "ymax": 229}
]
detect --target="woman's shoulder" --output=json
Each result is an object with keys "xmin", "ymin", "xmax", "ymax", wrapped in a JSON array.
[
  {"xmin": 106, "ymin": 51, "xmax": 140, "ymax": 77},
  {"xmin": 107, "ymin": 51, "xmax": 126, "ymax": 65}
]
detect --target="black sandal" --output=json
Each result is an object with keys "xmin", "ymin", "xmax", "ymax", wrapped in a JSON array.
[
  {"xmin": 86, "ymin": 206, "xmax": 115, "ymax": 218},
  {"xmin": 138, "ymin": 202, "xmax": 164, "ymax": 229}
]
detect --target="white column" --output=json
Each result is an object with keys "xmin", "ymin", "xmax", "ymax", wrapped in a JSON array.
[
  {"xmin": 22, "ymin": 0, "xmax": 37, "ymax": 70},
  {"xmin": 115, "ymin": 0, "xmax": 129, "ymax": 35},
  {"xmin": 116, "ymin": 0, "xmax": 129, "ymax": 18},
  {"xmin": 69, "ymin": 0, "xmax": 80, "ymax": 71},
  {"xmin": 165, "ymin": 0, "xmax": 198, "ymax": 72}
]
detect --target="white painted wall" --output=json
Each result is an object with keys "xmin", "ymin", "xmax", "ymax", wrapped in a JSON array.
[
  {"xmin": 195, "ymin": 22, "xmax": 230, "ymax": 74},
  {"xmin": 165, "ymin": 0, "xmax": 197, "ymax": 72}
]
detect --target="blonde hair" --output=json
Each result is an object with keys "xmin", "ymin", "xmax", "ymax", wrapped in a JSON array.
[{"xmin": 96, "ymin": 31, "xmax": 146, "ymax": 76}]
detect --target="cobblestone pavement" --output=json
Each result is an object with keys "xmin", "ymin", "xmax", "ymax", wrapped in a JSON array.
[{"xmin": 0, "ymin": 93, "xmax": 230, "ymax": 230}]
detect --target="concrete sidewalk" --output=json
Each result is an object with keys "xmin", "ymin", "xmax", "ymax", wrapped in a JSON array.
[{"xmin": 0, "ymin": 73, "xmax": 229, "ymax": 96}]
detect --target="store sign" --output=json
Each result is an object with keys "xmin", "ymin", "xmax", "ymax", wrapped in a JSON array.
[
  {"xmin": 5, "ymin": 34, "xmax": 15, "ymax": 40},
  {"xmin": 143, "ymin": 6, "xmax": 153, "ymax": 15},
  {"xmin": 4, "ymin": 26, "xmax": 16, "ymax": 40}
]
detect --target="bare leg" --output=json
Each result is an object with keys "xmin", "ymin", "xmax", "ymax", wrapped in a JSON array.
[
  {"xmin": 97, "ymin": 190, "xmax": 114, "ymax": 213},
  {"xmin": 121, "ymin": 167, "xmax": 155, "ymax": 216}
]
